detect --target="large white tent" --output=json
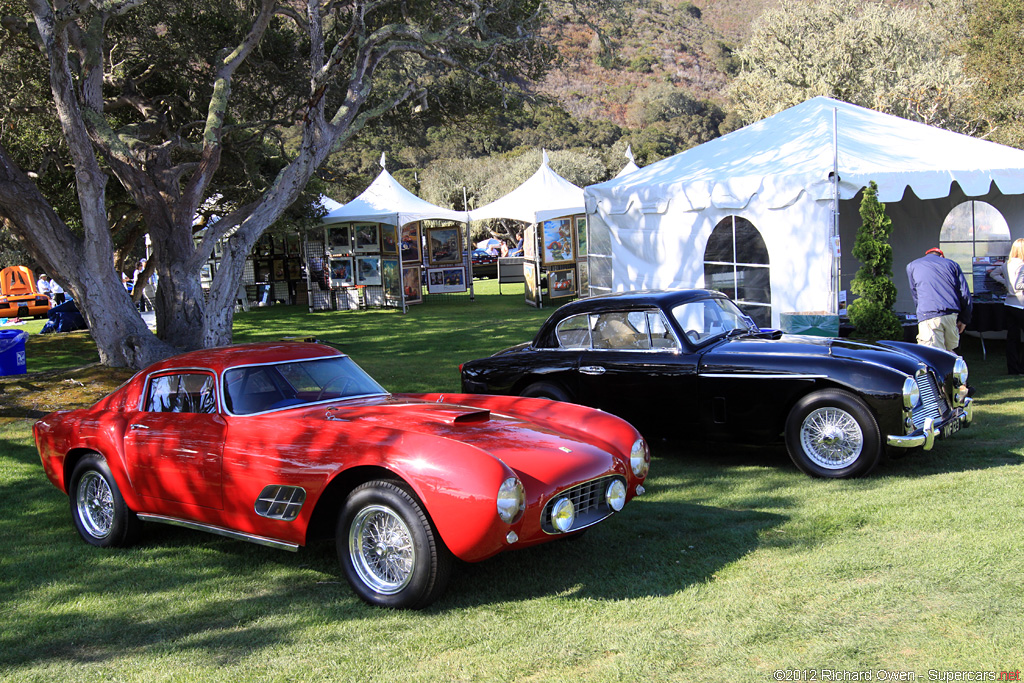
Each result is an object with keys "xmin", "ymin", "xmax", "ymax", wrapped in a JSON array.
[
  {"xmin": 322, "ymin": 166, "xmax": 467, "ymax": 226},
  {"xmin": 584, "ymin": 96, "xmax": 1024, "ymax": 327},
  {"xmin": 469, "ymin": 150, "xmax": 584, "ymax": 224}
]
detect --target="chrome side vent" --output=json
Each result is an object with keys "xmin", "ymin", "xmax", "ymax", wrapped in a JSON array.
[{"xmin": 254, "ymin": 485, "xmax": 306, "ymax": 521}]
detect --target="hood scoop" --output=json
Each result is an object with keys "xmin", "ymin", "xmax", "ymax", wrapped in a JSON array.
[{"xmin": 327, "ymin": 402, "xmax": 491, "ymax": 425}]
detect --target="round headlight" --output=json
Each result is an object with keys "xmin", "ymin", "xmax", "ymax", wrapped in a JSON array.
[
  {"xmin": 550, "ymin": 497, "xmax": 575, "ymax": 533},
  {"xmin": 630, "ymin": 437, "xmax": 650, "ymax": 478},
  {"xmin": 496, "ymin": 477, "xmax": 525, "ymax": 524},
  {"xmin": 902, "ymin": 376, "xmax": 920, "ymax": 409},
  {"xmin": 606, "ymin": 479, "xmax": 626, "ymax": 512},
  {"xmin": 953, "ymin": 357, "xmax": 968, "ymax": 386}
]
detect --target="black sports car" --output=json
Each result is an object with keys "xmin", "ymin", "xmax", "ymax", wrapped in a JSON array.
[{"xmin": 460, "ymin": 290, "xmax": 974, "ymax": 478}]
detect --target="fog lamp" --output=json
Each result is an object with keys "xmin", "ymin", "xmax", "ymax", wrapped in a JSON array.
[
  {"xmin": 606, "ymin": 479, "xmax": 626, "ymax": 512},
  {"xmin": 550, "ymin": 497, "xmax": 575, "ymax": 533}
]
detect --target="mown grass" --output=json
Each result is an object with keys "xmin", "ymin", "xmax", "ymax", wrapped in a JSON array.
[{"xmin": 1, "ymin": 280, "xmax": 1022, "ymax": 682}]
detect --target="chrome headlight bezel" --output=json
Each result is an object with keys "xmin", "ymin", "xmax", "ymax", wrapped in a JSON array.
[
  {"xmin": 630, "ymin": 437, "xmax": 650, "ymax": 478},
  {"xmin": 902, "ymin": 376, "xmax": 920, "ymax": 410},
  {"xmin": 952, "ymin": 357, "xmax": 968, "ymax": 386},
  {"xmin": 496, "ymin": 477, "xmax": 525, "ymax": 525}
]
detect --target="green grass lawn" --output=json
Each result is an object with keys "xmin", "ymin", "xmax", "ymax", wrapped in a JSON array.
[{"xmin": 2, "ymin": 281, "xmax": 1022, "ymax": 682}]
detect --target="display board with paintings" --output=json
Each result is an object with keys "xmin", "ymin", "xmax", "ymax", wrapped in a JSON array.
[
  {"xmin": 521, "ymin": 215, "xmax": 585, "ymax": 307},
  {"xmin": 427, "ymin": 266, "xmax": 467, "ymax": 294}
]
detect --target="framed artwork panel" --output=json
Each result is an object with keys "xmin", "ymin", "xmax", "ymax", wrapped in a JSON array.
[
  {"xmin": 575, "ymin": 216, "xmax": 588, "ymax": 258},
  {"xmin": 382, "ymin": 258, "xmax": 400, "ymax": 299},
  {"xmin": 329, "ymin": 257, "xmax": 354, "ymax": 287},
  {"xmin": 427, "ymin": 225, "xmax": 462, "ymax": 265},
  {"xmin": 400, "ymin": 222, "xmax": 422, "ymax": 264},
  {"xmin": 541, "ymin": 219, "xmax": 575, "ymax": 265},
  {"xmin": 403, "ymin": 266, "xmax": 423, "ymax": 304},
  {"xmin": 548, "ymin": 268, "xmax": 576, "ymax": 298},
  {"xmin": 427, "ymin": 267, "xmax": 467, "ymax": 294},
  {"xmin": 381, "ymin": 225, "xmax": 398, "ymax": 256},
  {"xmin": 524, "ymin": 262, "xmax": 540, "ymax": 307},
  {"xmin": 328, "ymin": 225, "xmax": 352, "ymax": 255},
  {"xmin": 354, "ymin": 223, "xmax": 380, "ymax": 252},
  {"xmin": 355, "ymin": 255, "xmax": 382, "ymax": 286}
]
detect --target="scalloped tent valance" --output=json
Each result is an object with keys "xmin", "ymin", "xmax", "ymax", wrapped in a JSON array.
[{"xmin": 585, "ymin": 96, "xmax": 1024, "ymax": 215}]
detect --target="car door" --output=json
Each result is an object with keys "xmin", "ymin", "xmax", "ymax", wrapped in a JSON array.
[
  {"xmin": 123, "ymin": 370, "xmax": 226, "ymax": 510},
  {"xmin": 574, "ymin": 308, "xmax": 700, "ymax": 433}
]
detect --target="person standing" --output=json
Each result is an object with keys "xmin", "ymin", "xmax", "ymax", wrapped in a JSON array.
[
  {"xmin": 50, "ymin": 279, "xmax": 65, "ymax": 305},
  {"xmin": 906, "ymin": 247, "xmax": 973, "ymax": 352},
  {"xmin": 989, "ymin": 238, "xmax": 1024, "ymax": 374},
  {"xmin": 36, "ymin": 273, "xmax": 51, "ymax": 297}
]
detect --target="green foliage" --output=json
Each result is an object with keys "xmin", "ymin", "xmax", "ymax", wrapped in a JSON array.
[
  {"xmin": 848, "ymin": 182, "xmax": 902, "ymax": 340},
  {"xmin": 627, "ymin": 50, "xmax": 659, "ymax": 74},
  {"xmin": 727, "ymin": 0, "xmax": 978, "ymax": 133},
  {"xmin": 963, "ymin": 0, "xmax": 1024, "ymax": 148}
]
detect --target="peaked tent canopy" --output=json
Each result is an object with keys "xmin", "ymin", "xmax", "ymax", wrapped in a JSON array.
[
  {"xmin": 469, "ymin": 150, "xmax": 584, "ymax": 224},
  {"xmin": 584, "ymin": 96, "xmax": 1024, "ymax": 326},
  {"xmin": 322, "ymin": 168, "xmax": 467, "ymax": 226},
  {"xmin": 613, "ymin": 145, "xmax": 640, "ymax": 179}
]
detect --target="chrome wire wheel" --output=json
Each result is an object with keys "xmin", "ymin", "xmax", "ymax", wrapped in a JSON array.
[
  {"xmin": 76, "ymin": 470, "xmax": 115, "ymax": 539},
  {"xmin": 348, "ymin": 504, "xmax": 416, "ymax": 595},
  {"xmin": 799, "ymin": 406, "xmax": 864, "ymax": 470}
]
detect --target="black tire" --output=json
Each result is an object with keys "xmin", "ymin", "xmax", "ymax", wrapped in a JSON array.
[
  {"xmin": 784, "ymin": 389, "xmax": 882, "ymax": 478},
  {"xmin": 337, "ymin": 480, "xmax": 453, "ymax": 609},
  {"xmin": 68, "ymin": 454, "xmax": 141, "ymax": 547},
  {"xmin": 520, "ymin": 381, "xmax": 571, "ymax": 402}
]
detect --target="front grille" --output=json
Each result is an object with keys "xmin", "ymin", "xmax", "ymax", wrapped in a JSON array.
[
  {"xmin": 541, "ymin": 475, "xmax": 624, "ymax": 534},
  {"xmin": 911, "ymin": 371, "xmax": 948, "ymax": 428}
]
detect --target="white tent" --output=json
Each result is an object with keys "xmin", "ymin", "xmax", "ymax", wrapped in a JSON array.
[
  {"xmin": 322, "ymin": 167, "xmax": 467, "ymax": 226},
  {"xmin": 469, "ymin": 150, "xmax": 584, "ymax": 224},
  {"xmin": 585, "ymin": 96, "xmax": 1024, "ymax": 327}
]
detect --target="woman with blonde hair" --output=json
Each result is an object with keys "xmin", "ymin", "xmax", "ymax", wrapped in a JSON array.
[{"xmin": 990, "ymin": 237, "xmax": 1024, "ymax": 374}]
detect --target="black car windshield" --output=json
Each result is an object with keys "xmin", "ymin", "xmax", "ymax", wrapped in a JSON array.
[
  {"xmin": 671, "ymin": 297, "xmax": 757, "ymax": 346},
  {"xmin": 223, "ymin": 355, "xmax": 388, "ymax": 415}
]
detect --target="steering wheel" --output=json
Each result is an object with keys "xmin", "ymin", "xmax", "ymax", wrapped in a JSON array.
[
  {"xmin": 316, "ymin": 374, "xmax": 354, "ymax": 402},
  {"xmin": 685, "ymin": 330, "xmax": 701, "ymax": 344}
]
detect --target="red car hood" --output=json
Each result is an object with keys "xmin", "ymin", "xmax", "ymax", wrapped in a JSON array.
[{"xmin": 309, "ymin": 396, "xmax": 620, "ymax": 486}]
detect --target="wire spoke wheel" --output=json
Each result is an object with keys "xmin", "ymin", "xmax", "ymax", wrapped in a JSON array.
[
  {"xmin": 76, "ymin": 470, "xmax": 115, "ymax": 539},
  {"xmin": 348, "ymin": 504, "xmax": 416, "ymax": 595},
  {"xmin": 799, "ymin": 407, "xmax": 864, "ymax": 469}
]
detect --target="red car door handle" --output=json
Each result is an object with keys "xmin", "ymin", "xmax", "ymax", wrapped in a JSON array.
[
  {"xmin": 129, "ymin": 423, "xmax": 151, "ymax": 430},
  {"xmin": 579, "ymin": 366, "xmax": 606, "ymax": 375}
]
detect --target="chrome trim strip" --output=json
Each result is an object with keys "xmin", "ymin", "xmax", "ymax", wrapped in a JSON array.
[
  {"xmin": 136, "ymin": 513, "xmax": 300, "ymax": 552},
  {"xmin": 700, "ymin": 373, "xmax": 828, "ymax": 380}
]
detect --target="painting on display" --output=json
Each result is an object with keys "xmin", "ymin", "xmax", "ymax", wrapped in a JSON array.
[
  {"xmin": 354, "ymin": 223, "xmax": 380, "ymax": 253},
  {"xmin": 381, "ymin": 225, "xmax": 398, "ymax": 256},
  {"xmin": 577, "ymin": 261, "xmax": 589, "ymax": 298},
  {"xmin": 403, "ymin": 266, "xmax": 423, "ymax": 304},
  {"xmin": 427, "ymin": 225, "xmax": 461, "ymax": 265},
  {"xmin": 255, "ymin": 260, "xmax": 271, "ymax": 282},
  {"xmin": 427, "ymin": 267, "xmax": 467, "ymax": 294},
  {"xmin": 256, "ymin": 234, "xmax": 274, "ymax": 257},
  {"xmin": 524, "ymin": 261, "xmax": 540, "ymax": 307},
  {"xmin": 523, "ymin": 225, "xmax": 537, "ymax": 261},
  {"xmin": 287, "ymin": 260, "xmax": 303, "ymax": 280},
  {"xmin": 575, "ymin": 216, "xmax": 588, "ymax": 258},
  {"xmin": 541, "ymin": 219, "xmax": 574, "ymax": 265},
  {"xmin": 356, "ymin": 255, "xmax": 381, "ymax": 286},
  {"xmin": 329, "ymin": 257, "xmax": 354, "ymax": 287},
  {"xmin": 548, "ymin": 268, "xmax": 576, "ymax": 298},
  {"xmin": 382, "ymin": 258, "xmax": 400, "ymax": 299},
  {"xmin": 400, "ymin": 222, "xmax": 422, "ymax": 264},
  {"xmin": 273, "ymin": 259, "xmax": 286, "ymax": 281},
  {"xmin": 286, "ymin": 235, "xmax": 301, "ymax": 256},
  {"xmin": 328, "ymin": 226, "xmax": 351, "ymax": 255}
]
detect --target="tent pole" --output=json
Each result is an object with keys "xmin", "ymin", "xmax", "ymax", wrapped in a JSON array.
[
  {"xmin": 465, "ymin": 186, "xmax": 475, "ymax": 301},
  {"xmin": 832, "ymin": 107, "xmax": 841, "ymax": 318}
]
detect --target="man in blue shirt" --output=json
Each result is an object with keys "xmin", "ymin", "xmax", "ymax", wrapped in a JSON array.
[{"xmin": 906, "ymin": 247, "xmax": 973, "ymax": 351}]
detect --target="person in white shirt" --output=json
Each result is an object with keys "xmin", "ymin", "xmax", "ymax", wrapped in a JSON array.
[
  {"xmin": 50, "ymin": 279, "xmax": 65, "ymax": 305},
  {"xmin": 990, "ymin": 237, "xmax": 1024, "ymax": 375},
  {"xmin": 36, "ymin": 273, "xmax": 51, "ymax": 296}
]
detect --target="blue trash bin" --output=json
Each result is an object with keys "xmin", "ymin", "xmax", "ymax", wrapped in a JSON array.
[{"xmin": 0, "ymin": 329, "xmax": 28, "ymax": 376}]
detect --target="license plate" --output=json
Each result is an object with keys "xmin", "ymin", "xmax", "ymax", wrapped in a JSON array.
[{"xmin": 942, "ymin": 418, "xmax": 962, "ymax": 438}]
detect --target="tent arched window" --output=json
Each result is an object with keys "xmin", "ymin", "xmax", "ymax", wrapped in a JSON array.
[
  {"xmin": 939, "ymin": 201, "xmax": 1012, "ymax": 291},
  {"xmin": 703, "ymin": 216, "xmax": 772, "ymax": 327}
]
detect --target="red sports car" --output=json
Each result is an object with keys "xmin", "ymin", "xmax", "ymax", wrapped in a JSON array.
[{"xmin": 34, "ymin": 342, "xmax": 649, "ymax": 608}]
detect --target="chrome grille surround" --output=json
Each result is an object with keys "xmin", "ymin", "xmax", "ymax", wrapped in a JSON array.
[
  {"xmin": 910, "ymin": 370, "xmax": 948, "ymax": 430},
  {"xmin": 541, "ymin": 475, "xmax": 626, "ymax": 535}
]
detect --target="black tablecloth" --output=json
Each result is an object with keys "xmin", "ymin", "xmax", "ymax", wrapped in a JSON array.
[{"xmin": 967, "ymin": 302, "xmax": 1006, "ymax": 333}]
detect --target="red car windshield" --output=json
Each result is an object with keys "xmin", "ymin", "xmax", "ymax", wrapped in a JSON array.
[{"xmin": 222, "ymin": 355, "xmax": 388, "ymax": 415}]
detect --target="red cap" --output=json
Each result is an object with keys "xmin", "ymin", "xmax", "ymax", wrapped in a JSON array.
[{"xmin": 925, "ymin": 248, "xmax": 944, "ymax": 257}]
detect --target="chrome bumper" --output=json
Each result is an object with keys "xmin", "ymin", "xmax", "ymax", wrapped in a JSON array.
[{"xmin": 886, "ymin": 398, "xmax": 973, "ymax": 451}]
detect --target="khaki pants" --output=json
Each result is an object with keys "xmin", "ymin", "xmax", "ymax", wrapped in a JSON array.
[{"xmin": 917, "ymin": 313, "xmax": 960, "ymax": 351}]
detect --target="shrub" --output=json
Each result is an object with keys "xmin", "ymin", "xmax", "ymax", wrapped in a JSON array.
[{"xmin": 848, "ymin": 181, "xmax": 902, "ymax": 340}]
